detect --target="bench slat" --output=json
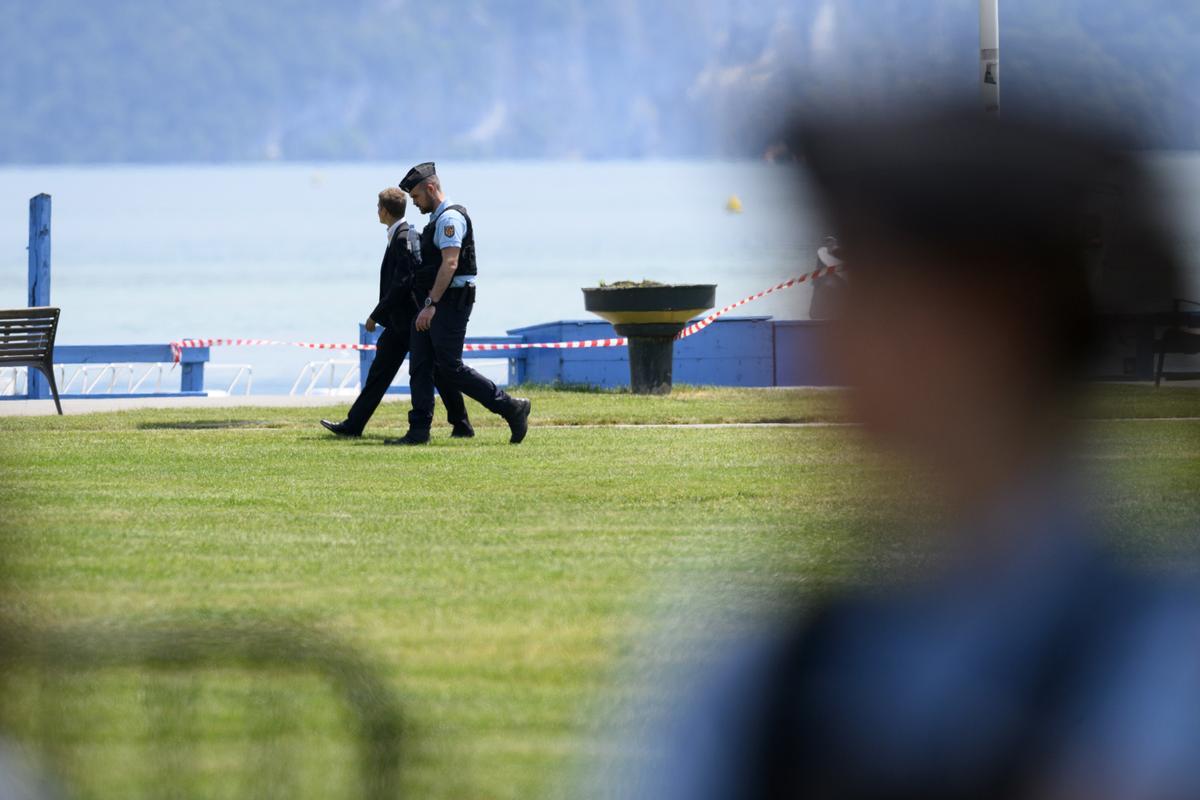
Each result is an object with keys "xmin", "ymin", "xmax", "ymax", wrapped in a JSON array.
[
  {"xmin": 0, "ymin": 318, "xmax": 57, "ymax": 326},
  {"xmin": 0, "ymin": 357, "xmax": 52, "ymax": 365},
  {"xmin": 0, "ymin": 347, "xmax": 52, "ymax": 357},
  {"xmin": 0, "ymin": 321, "xmax": 55, "ymax": 331},
  {"xmin": 0, "ymin": 307, "xmax": 58, "ymax": 319},
  {"xmin": 0, "ymin": 330, "xmax": 55, "ymax": 338}
]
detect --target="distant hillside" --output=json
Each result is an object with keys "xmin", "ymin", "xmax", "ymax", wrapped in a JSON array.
[{"xmin": 1, "ymin": 0, "xmax": 1195, "ymax": 164}]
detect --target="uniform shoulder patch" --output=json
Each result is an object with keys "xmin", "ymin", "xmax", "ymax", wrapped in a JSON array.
[{"xmin": 443, "ymin": 224, "xmax": 456, "ymax": 238}]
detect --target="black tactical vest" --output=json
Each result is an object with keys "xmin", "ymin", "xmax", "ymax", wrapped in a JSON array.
[{"xmin": 417, "ymin": 204, "xmax": 476, "ymax": 292}]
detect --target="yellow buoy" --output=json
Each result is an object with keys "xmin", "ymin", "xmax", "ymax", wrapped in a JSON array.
[{"xmin": 725, "ymin": 194, "xmax": 743, "ymax": 213}]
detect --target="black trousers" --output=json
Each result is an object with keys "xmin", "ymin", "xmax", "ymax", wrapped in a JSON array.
[
  {"xmin": 345, "ymin": 314, "xmax": 469, "ymax": 434},
  {"xmin": 408, "ymin": 289, "xmax": 517, "ymax": 431}
]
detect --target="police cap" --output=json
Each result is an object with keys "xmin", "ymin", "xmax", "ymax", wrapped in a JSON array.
[{"xmin": 400, "ymin": 162, "xmax": 436, "ymax": 192}]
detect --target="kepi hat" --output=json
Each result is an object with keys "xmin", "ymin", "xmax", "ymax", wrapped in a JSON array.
[{"xmin": 400, "ymin": 162, "xmax": 436, "ymax": 192}]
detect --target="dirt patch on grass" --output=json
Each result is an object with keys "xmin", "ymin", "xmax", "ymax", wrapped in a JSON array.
[{"xmin": 137, "ymin": 420, "xmax": 284, "ymax": 430}]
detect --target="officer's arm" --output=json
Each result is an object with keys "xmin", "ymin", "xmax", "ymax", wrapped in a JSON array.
[{"xmin": 428, "ymin": 247, "xmax": 460, "ymax": 304}]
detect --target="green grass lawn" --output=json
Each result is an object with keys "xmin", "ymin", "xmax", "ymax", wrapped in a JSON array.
[{"xmin": 0, "ymin": 385, "xmax": 1197, "ymax": 799}]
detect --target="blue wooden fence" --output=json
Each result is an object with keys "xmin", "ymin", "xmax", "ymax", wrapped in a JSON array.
[
  {"xmin": 55, "ymin": 345, "xmax": 209, "ymax": 396},
  {"xmin": 507, "ymin": 317, "xmax": 833, "ymax": 387},
  {"xmin": 0, "ymin": 345, "xmax": 210, "ymax": 401},
  {"xmin": 356, "ymin": 316, "xmax": 836, "ymax": 390},
  {"xmin": 357, "ymin": 324, "xmax": 528, "ymax": 391}
]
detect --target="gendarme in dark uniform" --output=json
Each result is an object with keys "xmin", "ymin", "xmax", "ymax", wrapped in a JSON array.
[
  {"xmin": 388, "ymin": 162, "xmax": 531, "ymax": 445},
  {"xmin": 320, "ymin": 187, "xmax": 471, "ymax": 438}
]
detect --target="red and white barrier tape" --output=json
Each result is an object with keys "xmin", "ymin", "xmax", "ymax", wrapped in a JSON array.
[
  {"xmin": 464, "ymin": 337, "xmax": 628, "ymax": 352},
  {"xmin": 674, "ymin": 265, "xmax": 836, "ymax": 340},
  {"xmin": 170, "ymin": 264, "xmax": 839, "ymax": 362},
  {"xmin": 170, "ymin": 337, "xmax": 375, "ymax": 362}
]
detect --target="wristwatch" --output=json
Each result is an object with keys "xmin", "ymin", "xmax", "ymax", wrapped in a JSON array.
[{"xmin": 424, "ymin": 297, "xmax": 438, "ymax": 308}]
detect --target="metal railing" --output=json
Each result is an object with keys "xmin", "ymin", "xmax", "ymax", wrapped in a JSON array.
[
  {"xmin": 204, "ymin": 363, "xmax": 254, "ymax": 395},
  {"xmin": 59, "ymin": 363, "xmax": 150, "ymax": 394},
  {"xmin": 291, "ymin": 359, "xmax": 361, "ymax": 397},
  {"xmin": 289, "ymin": 350, "xmax": 516, "ymax": 398},
  {"xmin": 1, "ymin": 363, "xmax": 252, "ymax": 396},
  {"xmin": 0, "ymin": 366, "xmax": 27, "ymax": 396}
]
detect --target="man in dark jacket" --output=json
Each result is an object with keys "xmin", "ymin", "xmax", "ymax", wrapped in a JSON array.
[{"xmin": 321, "ymin": 188, "xmax": 471, "ymax": 438}]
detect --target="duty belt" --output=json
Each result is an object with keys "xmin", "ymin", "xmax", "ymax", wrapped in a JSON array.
[{"xmin": 449, "ymin": 275, "xmax": 476, "ymax": 289}]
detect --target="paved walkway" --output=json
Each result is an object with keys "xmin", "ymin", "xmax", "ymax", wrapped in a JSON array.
[{"xmin": 0, "ymin": 394, "xmax": 373, "ymax": 416}]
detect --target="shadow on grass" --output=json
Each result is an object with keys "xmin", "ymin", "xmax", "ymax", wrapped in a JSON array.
[
  {"xmin": 517, "ymin": 381, "xmax": 753, "ymax": 394},
  {"xmin": 518, "ymin": 381, "xmax": 624, "ymax": 394},
  {"xmin": 137, "ymin": 420, "xmax": 285, "ymax": 430}
]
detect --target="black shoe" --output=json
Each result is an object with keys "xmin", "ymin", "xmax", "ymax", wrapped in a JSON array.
[
  {"xmin": 450, "ymin": 423, "xmax": 475, "ymax": 439},
  {"xmin": 383, "ymin": 430, "xmax": 430, "ymax": 446},
  {"xmin": 321, "ymin": 419, "xmax": 360, "ymax": 437},
  {"xmin": 505, "ymin": 398, "xmax": 531, "ymax": 444}
]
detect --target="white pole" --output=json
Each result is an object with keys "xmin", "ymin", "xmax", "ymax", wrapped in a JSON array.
[{"xmin": 979, "ymin": 0, "xmax": 1000, "ymax": 112}]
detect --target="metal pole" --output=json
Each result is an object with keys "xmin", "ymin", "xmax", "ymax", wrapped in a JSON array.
[
  {"xmin": 27, "ymin": 193, "xmax": 52, "ymax": 398},
  {"xmin": 979, "ymin": 0, "xmax": 1000, "ymax": 113}
]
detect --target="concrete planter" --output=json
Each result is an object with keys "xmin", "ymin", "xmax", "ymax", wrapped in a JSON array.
[{"xmin": 582, "ymin": 284, "xmax": 716, "ymax": 394}]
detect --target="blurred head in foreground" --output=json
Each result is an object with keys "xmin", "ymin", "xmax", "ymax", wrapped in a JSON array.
[
  {"xmin": 801, "ymin": 108, "xmax": 1181, "ymax": 519},
  {"xmin": 610, "ymin": 108, "xmax": 1197, "ymax": 800}
]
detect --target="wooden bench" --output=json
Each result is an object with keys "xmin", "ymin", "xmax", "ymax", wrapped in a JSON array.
[{"xmin": 0, "ymin": 306, "xmax": 62, "ymax": 413}]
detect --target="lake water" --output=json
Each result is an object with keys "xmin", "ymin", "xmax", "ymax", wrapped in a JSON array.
[{"xmin": 2, "ymin": 158, "xmax": 1199, "ymax": 394}]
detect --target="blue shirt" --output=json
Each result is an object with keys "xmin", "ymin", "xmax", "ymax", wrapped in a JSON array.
[{"xmin": 430, "ymin": 200, "xmax": 468, "ymax": 250}]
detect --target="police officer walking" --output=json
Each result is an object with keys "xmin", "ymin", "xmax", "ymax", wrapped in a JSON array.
[
  {"xmin": 387, "ymin": 163, "xmax": 531, "ymax": 445},
  {"xmin": 320, "ymin": 187, "xmax": 473, "ymax": 438}
]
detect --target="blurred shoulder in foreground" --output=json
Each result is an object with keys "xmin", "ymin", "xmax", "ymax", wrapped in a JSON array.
[{"xmin": 601, "ymin": 106, "xmax": 1199, "ymax": 800}]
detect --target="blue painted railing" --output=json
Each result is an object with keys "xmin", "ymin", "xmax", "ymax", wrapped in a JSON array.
[
  {"xmin": 0, "ymin": 344, "xmax": 210, "ymax": 400},
  {"xmin": 356, "ymin": 316, "xmax": 837, "ymax": 390},
  {"xmin": 358, "ymin": 324, "xmax": 529, "ymax": 392},
  {"xmin": 508, "ymin": 316, "xmax": 833, "ymax": 388},
  {"xmin": 57, "ymin": 344, "xmax": 210, "ymax": 394},
  {"xmin": 19, "ymin": 309, "xmax": 1191, "ymax": 402}
]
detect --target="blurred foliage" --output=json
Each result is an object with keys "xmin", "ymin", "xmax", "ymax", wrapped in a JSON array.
[
  {"xmin": 0, "ymin": 0, "xmax": 1195, "ymax": 163},
  {"xmin": 0, "ymin": 618, "xmax": 403, "ymax": 799}
]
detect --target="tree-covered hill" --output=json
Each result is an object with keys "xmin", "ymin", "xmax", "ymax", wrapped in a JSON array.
[{"xmin": 1, "ymin": 0, "xmax": 1195, "ymax": 164}]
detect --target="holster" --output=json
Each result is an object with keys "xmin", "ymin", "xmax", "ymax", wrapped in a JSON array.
[{"xmin": 444, "ymin": 286, "xmax": 473, "ymax": 311}]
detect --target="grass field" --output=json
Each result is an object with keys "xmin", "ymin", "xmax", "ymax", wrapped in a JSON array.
[{"xmin": 0, "ymin": 385, "xmax": 1197, "ymax": 799}]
